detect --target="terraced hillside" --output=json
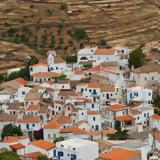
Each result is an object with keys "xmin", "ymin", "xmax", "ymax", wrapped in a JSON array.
[{"xmin": 0, "ymin": 0, "xmax": 158, "ymax": 72}]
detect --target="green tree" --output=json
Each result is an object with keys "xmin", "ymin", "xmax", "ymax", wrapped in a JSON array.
[
  {"xmin": 7, "ymin": 66, "xmax": 30, "ymax": 81},
  {"xmin": 41, "ymin": 30, "xmax": 48, "ymax": 48},
  {"xmin": 128, "ymin": 47, "xmax": 145, "ymax": 69},
  {"xmin": 71, "ymin": 28, "xmax": 88, "ymax": 41},
  {"xmin": 60, "ymin": 3, "xmax": 67, "ymax": 10},
  {"xmin": 58, "ymin": 37, "xmax": 64, "ymax": 46},
  {"xmin": 33, "ymin": 35, "xmax": 38, "ymax": 48},
  {"xmin": 37, "ymin": 155, "xmax": 48, "ymax": 160},
  {"xmin": 0, "ymin": 74, "xmax": 3, "ymax": 82},
  {"xmin": 66, "ymin": 55, "xmax": 77, "ymax": 64},
  {"xmin": 108, "ymin": 122, "xmax": 128, "ymax": 140},
  {"xmin": 1, "ymin": 124, "xmax": 23, "ymax": 139},
  {"xmin": 30, "ymin": 56, "xmax": 39, "ymax": 65},
  {"xmin": 49, "ymin": 32, "xmax": 55, "ymax": 49},
  {"xmin": 0, "ymin": 151, "xmax": 20, "ymax": 160}
]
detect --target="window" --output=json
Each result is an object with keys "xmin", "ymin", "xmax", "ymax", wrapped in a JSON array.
[
  {"xmin": 93, "ymin": 117, "xmax": 96, "ymax": 121},
  {"xmin": 32, "ymin": 124, "xmax": 35, "ymax": 127},
  {"xmin": 62, "ymin": 85, "xmax": 64, "ymax": 88},
  {"xmin": 152, "ymin": 77, "xmax": 154, "ymax": 80},
  {"xmin": 81, "ymin": 112, "xmax": 84, "ymax": 115},
  {"xmin": 59, "ymin": 107, "xmax": 61, "ymax": 111},
  {"xmin": 22, "ymin": 91, "xmax": 25, "ymax": 95},
  {"xmin": 48, "ymin": 134, "xmax": 50, "ymax": 139},
  {"xmin": 144, "ymin": 113, "xmax": 146, "ymax": 117},
  {"xmin": 123, "ymin": 111, "xmax": 125, "ymax": 115},
  {"xmin": 145, "ymin": 77, "xmax": 147, "ymax": 81},
  {"xmin": 92, "ymin": 104, "xmax": 94, "ymax": 108},
  {"xmin": 149, "ymin": 93, "xmax": 151, "ymax": 96},
  {"xmin": 73, "ymin": 148, "xmax": 76, "ymax": 150},
  {"xmin": 137, "ymin": 116, "xmax": 139, "ymax": 120},
  {"xmin": 89, "ymin": 89, "xmax": 91, "ymax": 92}
]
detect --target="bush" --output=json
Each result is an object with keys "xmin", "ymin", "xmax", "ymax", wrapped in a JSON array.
[
  {"xmin": 71, "ymin": 28, "xmax": 88, "ymax": 41},
  {"xmin": 1, "ymin": 124, "xmax": 23, "ymax": 139},
  {"xmin": 0, "ymin": 151, "xmax": 20, "ymax": 160},
  {"xmin": 66, "ymin": 55, "xmax": 77, "ymax": 64},
  {"xmin": 128, "ymin": 47, "xmax": 145, "ymax": 69},
  {"xmin": 60, "ymin": 3, "xmax": 67, "ymax": 10},
  {"xmin": 54, "ymin": 136, "xmax": 64, "ymax": 143}
]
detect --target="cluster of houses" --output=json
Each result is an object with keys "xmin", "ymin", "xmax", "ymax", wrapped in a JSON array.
[{"xmin": 0, "ymin": 46, "xmax": 160, "ymax": 160}]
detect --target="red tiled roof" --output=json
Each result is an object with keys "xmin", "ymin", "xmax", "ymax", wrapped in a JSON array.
[
  {"xmin": 56, "ymin": 116, "xmax": 71, "ymax": 124},
  {"xmin": 16, "ymin": 117, "xmax": 40, "ymax": 123},
  {"xmin": 3, "ymin": 136, "xmax": 28, "ymax": 143},
  {"xmin": 74, "ymin": 70, "xmax": 84, "ymax": 75},
  {"xmin": 99, "ymin": 148, "xmax": 140, "ymax": 160},
  {"xmin": 88, "ymin": 65, "xmax": 100, "ymax": 72},
  {"xmin": 88, "ymin": 82, "xmax": 101, "ymax": 88},
  {"xmin": 60, "ymin": 127, "xmax": 87, "ymax": 135},
  {"xmin": 152, "ymin": 114, "xmax": 160, "ymax": 120},
  {"xmin": 95, "ymin": 48, "xmax": 116, "ymax": 55},
  {"xmin": 10, "ymin": 143, "xmax": 25, "ymax": 149},
  {"xmin": 15, "ymin": 78, "xmax": 27, "ymax": 86},
  {"xmin": 88, "ymin": 110, "xmax": 99, "ymax": 115},
  {"xmin": 32, "ymin": 72, "xmax": 60, "ymax": 78},
  {"xmin": 43, "ymin": 120, "xmax": 61, "ymax": 129},
  {"xmin": 116, "ymin": 115, "xmax": 135, "ymax": 122},
  {"xmin": 26, "ymin": 104, "xmax": 40, "ymax": 111},
  {"xmin": 106, "ymin": 104, "xmax": 127, "ymax": 111},
  {"xmin": 30, "ymin": 140, "xmax": 55, "ymax": 150}
]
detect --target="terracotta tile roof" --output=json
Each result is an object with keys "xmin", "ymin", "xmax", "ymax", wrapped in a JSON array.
[
  {"xmin": 59, "ymin": 89, "xmax": 78, "ymax": 97},
  {"xmin": 25, "ymin": 152, "xmax": 43, "ymax": 158},
  {"xmin": 88, "ymin": 65, "xmax": 100, "ymax": 72},
  {"xmin": 26, "ymin": 104, "xmax": 40, "ymax": 111},
  {"xmin": 16, "ymin": 117, "xmax": 40, "ymax": 123},
  {"xmin": 95, "ymin": 48, "xmax": 116, "ymax": 55},
  {"xmin": 88, "ymin": 129, "xmax": 117, "ymax": 136},
  {"xmin": 56, "ymin": 116, "xmax": 71, "ymax": 124},
  {"xmin": 3, "ymin": 136, "xmax": 28, "ymax": 143},
  {"xmin": 30, "ymin": 140, "xmax": 55, "ymax": 150},
  {"xmin": 25, "ymin": 92, "xmax": 41, "ymax": 100},
  {"xmin": 101, "ymin": 83, "xmax": 115, "ymax": 92},
  {"xmin": 30, "ymin": 63, "xmax": 48, "ymax": 68},
  {"xmin": 60, "ymin": 127, "xmax": 87, "ymax": 135},
  {"xmin": 0, "ymin": 113, "xmax": 16, "ymax": 122},
  {"xmin": 152, "ymin": 114, "xmax": 160, "ymax": 120},
  {"xmin": 32, "ymin": 72, "xmax": 60, "ymax": 78},
  {"xmin": 88, "ymin": 110, "xmax": 100, "ymax": 115},
  {"xmin": 116, "ymin": 115, "xmax": 135, "ymax": 122},
  {"xmin": 10, "ymin": 143, "xmax": 25, "ymax": 149},
  {"xmin": 130, "ymin": 109, "xmax": 141, "ymax": 115},
  {"xmin": 43, "ymin": 120, "xmax": 61, "ymax": 129},
  {"xmin": 106, "ymin": 104, "xmax": 127, "ymax": 111},
  {"xmin": 15, "ymin": 78, "xmax": 27, "ymax": 86},
  {"xmin": 88, "ymin": 82, "xmax": 101, "ymax": 88},
  {"xmin": 99, "ymin": 148, "xmax": 140, "ymax": 160},
  {"xmin": 74, "ymin": 70, "xmax": 84, "ymax": 75}
]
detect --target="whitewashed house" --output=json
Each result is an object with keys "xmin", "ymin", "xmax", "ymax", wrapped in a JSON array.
[
  {"xmin": 25, "ymin": 140, "xmax": 55, "ymax": 158},
  {"xmin": 127, "ymin": 86, "xmax": 153, "ymax": 106},
  {"xmin": 130, "ymin": 64, "xmax": 160, "ymax": 86},
  {"xmin": 29, "ymin": 63, "xmax": 48, "ymax": 76},
  {"xmin": 55, "ymin": 138, "xmax": 99, "ymax": 160}
]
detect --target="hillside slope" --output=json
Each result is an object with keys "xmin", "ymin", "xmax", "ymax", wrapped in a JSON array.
[{"xmin": 0, "ymin": 0, "xmax": 158, "ymax": 72}]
